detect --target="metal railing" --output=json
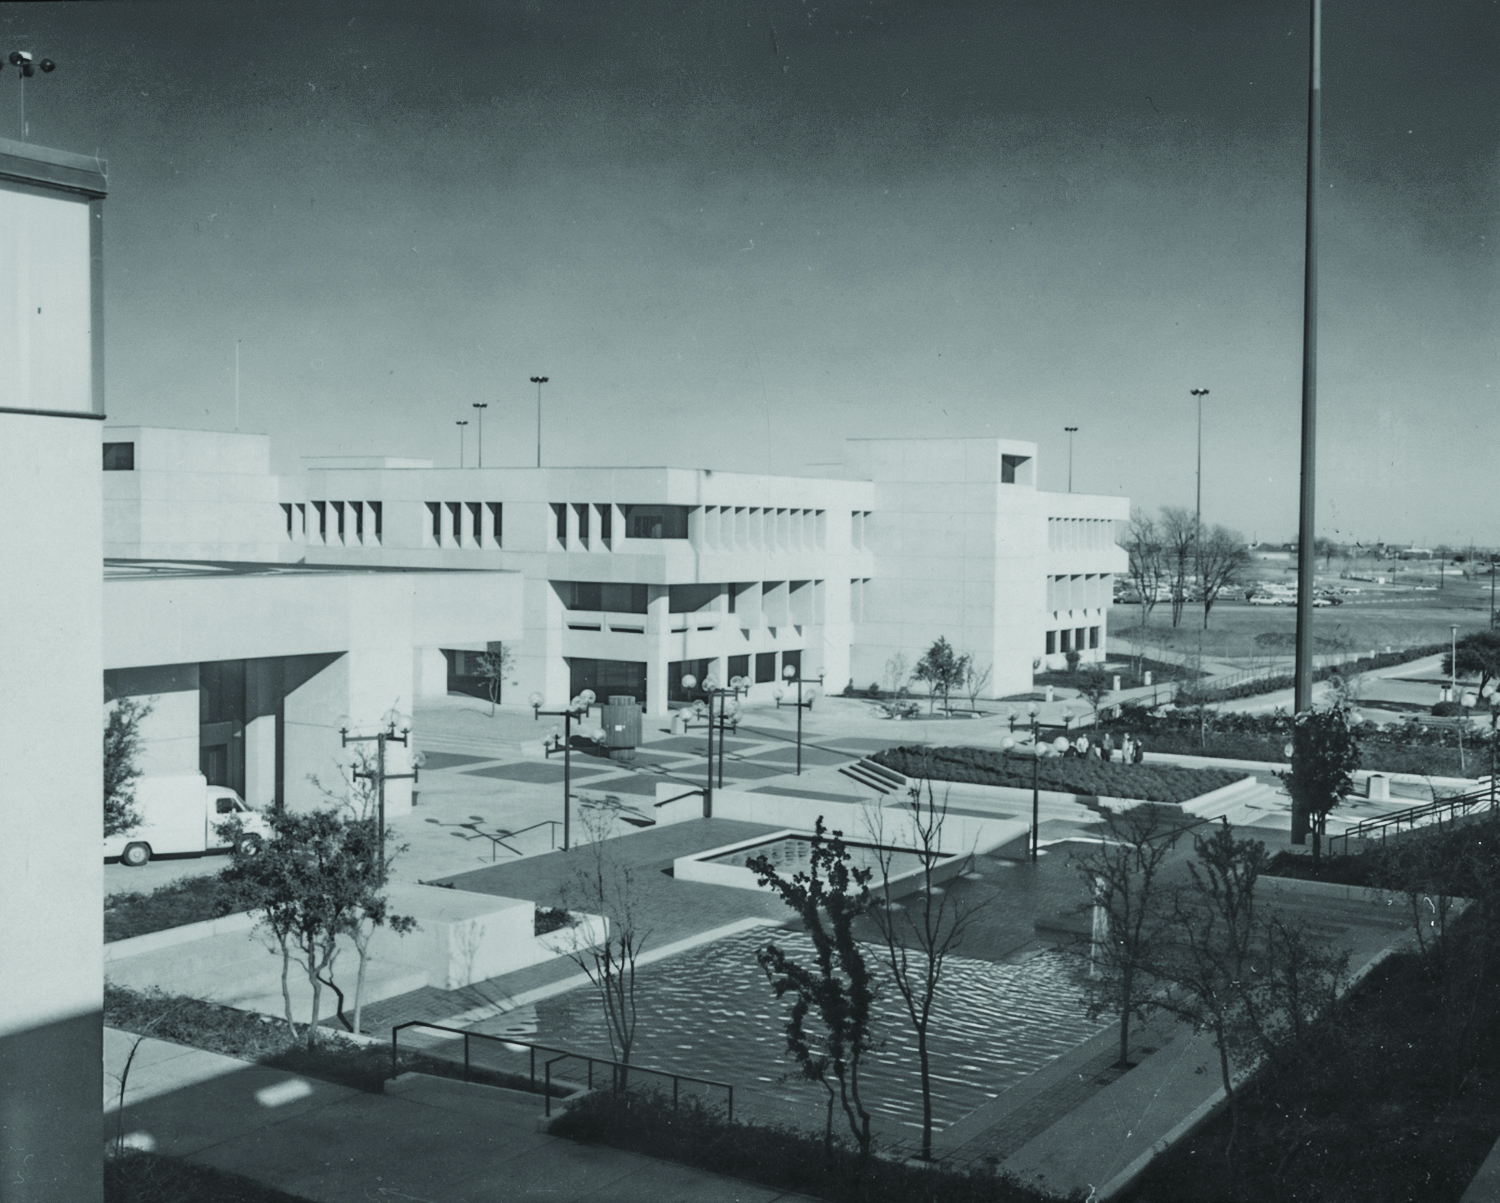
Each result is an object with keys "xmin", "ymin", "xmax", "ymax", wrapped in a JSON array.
[
  {"xmin": 1328, "ymin": 785, "xmax": 1496, "ymax": 857},
  {"xmin": 389, "ymin": 1021, "xmax": 734, "ymax": 1120}
]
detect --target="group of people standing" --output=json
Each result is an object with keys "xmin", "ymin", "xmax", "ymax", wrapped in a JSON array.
[{"xmin": 1067, "ymin": 730, "xmax": 1145, "ymax": 763}]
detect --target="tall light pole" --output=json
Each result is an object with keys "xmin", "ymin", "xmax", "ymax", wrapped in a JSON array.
[
  {"xmin": 1189, "ymin": 390, "xmax": 1210, "ymax": 554},
  {"xmin": 1452, "ymin": 624, "xmax": 1459, "ymax": 700},
  {"xmin": 5, "ymin": 51, "xmax": 57, "ymax": 141},
  {"xmin": 455, "ymin": 420, "xmax": 468, "ymax": 468},
  {"xmin": 779, "ymin": 665, "xmax": 816, "ymax": 776},
  {"xmin": 1028, "ymin": 703, "xmax": 1040, "ymax": 862},
  {"xmin": 1064, "ymin": 427, "xmax": 1079, "ymax": 493},
  {"xmin": 472, "ymin": 402, "xmax": 488, "ymax": 468},
  {"xmin": 530, "ymin": 376, "xmax": 549, "ymax": 468},
  {"xmin": 1292, "ymin": 0, "xmax": 1323, "ymax": 813},
  {"xmin": 531, "ymin": 690, "xmax": 595, "ymax": 850},
  {"xmin": 680, "ymin": 674, "xmax": 715, "ymax": 817},
  {"xmin": 340, "ymin": 711, "xmax": 420, "ymax": 878}
]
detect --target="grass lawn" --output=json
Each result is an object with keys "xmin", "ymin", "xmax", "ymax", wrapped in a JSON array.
[
  {"xmin": 1113, "ymin": 588, "xmax": 1493, "ymax": 668},
  {"xmin": 106, "ymin": 874, "xmax": 232, "ymax": 943}
]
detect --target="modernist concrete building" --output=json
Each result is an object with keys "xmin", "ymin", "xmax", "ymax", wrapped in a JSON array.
[
  {"xmin": 104, "ymin": 429, "xmax": 1127, "ymax": 715},
  {"xmin": 0, "ymin": 138, "xmax": 107, "ymax": 1201}
]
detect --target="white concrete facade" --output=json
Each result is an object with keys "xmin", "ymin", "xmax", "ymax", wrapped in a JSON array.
[
  {"xmin": 102, "ymin": 562, "xmax": 524, "ymax": 816},
  {"xmin": 104, "ymin": 426, "xmax": 284, "ymax": 561},
  {"xmin": 103, "ymin": 428, "xmax": 1128, "ymax": 715}
]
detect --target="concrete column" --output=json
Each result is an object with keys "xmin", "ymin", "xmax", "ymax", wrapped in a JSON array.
[
  {"xmin": 645, "ymin": 586, "xmax": 671, "ymax": 716},
  {"xmin": 243, "ymin": 714, "xmax": 277, "ymax": 810}
]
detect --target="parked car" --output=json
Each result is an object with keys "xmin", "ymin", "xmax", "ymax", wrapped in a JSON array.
[
  {"xmin": 104, "ymin": 773, "xmax": 268, "ymax": 867},
  {"xmin": 1249, "ymin": 595, "xmax": 1285, "ymax": 606}
]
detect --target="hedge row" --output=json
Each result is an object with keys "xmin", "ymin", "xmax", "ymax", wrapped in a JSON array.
[
  {"xmin": 550, "ymin": 1089, "xmax": 1058, "ymax": 1203},
  {"xmin": 1118, "ymin": 728, "xmax": 1473, "ymax": 777},
  {"xmin": 1173, "ymin": 642, "xmax": 1450, "ymax": 706},
  {"xmin": 872, "ymin": 744, "xmax": 1243, "ymax": 804}
]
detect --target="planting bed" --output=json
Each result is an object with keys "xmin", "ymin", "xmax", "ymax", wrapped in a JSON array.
[{"xmin": 872, "ymin": 745, "xmax": 1243, "ymax": 804}]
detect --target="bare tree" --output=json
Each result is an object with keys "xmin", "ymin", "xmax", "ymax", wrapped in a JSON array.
[
  {"xmin": 865, "ymin": 773, "xmax": 984, "ymax": 1160},
  {"xmin": 1159, "ymin": 506, "xmax": 1197, "ymax": 629},
  {"xmin": 1196, "ymin": 524, "xmax": 1252, "ymax": 629},
  {"xmin": 1070, "ymin": 804, "xmax": 1183, "ymax": 1069},
  {"xmin": 475, "ymin": 644, "xmax": 515, "ymax": 715},
  {"xmin": 1123, "ymin": 510, "xmax": 1168, "ymax": 626},
  {"xmin": 882, "ymin": 651, "xmax": 910, "ymax": 698},
  {"xmin": 562, "ymin": 799, "xmax": 651, "ymax": 1083},
  {"xmin": 962, "ymin": 658, "xmax": 992, "ymax": 712}
]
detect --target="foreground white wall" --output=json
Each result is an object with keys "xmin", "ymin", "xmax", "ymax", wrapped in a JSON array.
[{"xmin": 0, "ymin": 139, "xmax": 106, "ymax": 1203}]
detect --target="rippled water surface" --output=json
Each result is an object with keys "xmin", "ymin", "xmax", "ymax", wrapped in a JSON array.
[{"xmin": 476, "ymin": 929, "xmax": 1102, "ymax": 1136}]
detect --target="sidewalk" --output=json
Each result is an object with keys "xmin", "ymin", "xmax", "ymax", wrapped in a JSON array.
[{"xmin": 105, "ymin": 1027, "xmax": 815, "ymax": 1202}]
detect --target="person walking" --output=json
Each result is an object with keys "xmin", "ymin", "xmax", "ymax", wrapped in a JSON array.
[
  {"xmin": 1101, "ymin": 732, "xmax": 1115, "ymax": 763},
  {"xmin": 1132, "ymin": 734, "xmax": 1145, "ymax": 765}
]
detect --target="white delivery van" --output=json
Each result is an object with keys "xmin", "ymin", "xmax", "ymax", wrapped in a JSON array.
[{"xmin": 104, "ymin": 772, "xmax": 271, "ymax": 867}]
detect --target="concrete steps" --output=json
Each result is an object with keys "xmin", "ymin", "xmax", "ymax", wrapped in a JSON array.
[{"xmin": 838, "ymin": 757, "xmax": 906, "ymax": 795}]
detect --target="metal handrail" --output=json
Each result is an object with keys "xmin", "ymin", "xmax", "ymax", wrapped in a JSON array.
[
  {"xmin": 389, "ymin": 1021, "xmax": 733, "ymax": 1120},
  {"xmin": 1328, "ymin": 785, "xmax": 1495, "ymax": 857}
]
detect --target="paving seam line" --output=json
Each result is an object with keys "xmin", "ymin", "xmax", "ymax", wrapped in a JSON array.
[{"xmin": 417, "ymin": 916, "xmax": 788, "ymax": 1033}]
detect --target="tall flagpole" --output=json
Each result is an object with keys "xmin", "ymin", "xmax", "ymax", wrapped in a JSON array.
[{"xmin": 1291, "ymin": 0, "xmax": 1321, "ymax": 844}]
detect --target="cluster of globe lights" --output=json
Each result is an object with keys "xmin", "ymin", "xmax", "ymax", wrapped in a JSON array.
[
  {"xmin": 527, "ymin": 689, "xmax": 603, "ymax": 743},
  {"xmin": 999, "ymin": 702, "xmax": 1075, "ymax": 756}
]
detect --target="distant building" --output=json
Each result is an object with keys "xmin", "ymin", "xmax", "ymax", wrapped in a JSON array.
[{"xmin": 104, "ymin": 432, "xmax": 1128, "ymax": 712}]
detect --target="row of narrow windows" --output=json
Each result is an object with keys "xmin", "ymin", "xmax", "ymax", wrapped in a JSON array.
[
  {"xmin": 1046, "ymin": 626, "xmax": 1100, "ymax": 655},
  {"xmin": 283, "ymin": 501, "xmax": 383, "ymax": 544},
  {"xmin": 1047, "ymin": 517, "xmax": 1116, "ymax": 551},
  {"xmin": 1046, "ymin": 573, "xmax": 1112, "ymax": 612},
  {"xmin": 427, "ymin": 502, "xmax": 502, "ymax": 548}
]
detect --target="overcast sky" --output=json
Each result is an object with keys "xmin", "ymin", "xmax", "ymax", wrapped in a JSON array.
[{"xmin": 5, "ymin": 1, "xmax": 1496, "ymax": 545}]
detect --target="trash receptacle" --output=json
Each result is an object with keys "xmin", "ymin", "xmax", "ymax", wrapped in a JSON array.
[{"xmin": 604, "ymin": 695, "xmax": 643, "ymax": 761}]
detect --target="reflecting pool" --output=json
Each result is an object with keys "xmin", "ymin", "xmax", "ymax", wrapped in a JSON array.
[{"xmin": 472, "ymin": 929, "xmax": 1102, "ymax": 1138}]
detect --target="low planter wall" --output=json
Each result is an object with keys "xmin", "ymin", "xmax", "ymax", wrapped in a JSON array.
[{"xmin": 104, "ymin": 910, "xmax": 258, "ymax": 962}]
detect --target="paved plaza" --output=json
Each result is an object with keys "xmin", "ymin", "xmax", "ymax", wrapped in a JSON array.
[{"xmin": 105, "ymin": 681, "xmax": 1447, "ymax": 1200}]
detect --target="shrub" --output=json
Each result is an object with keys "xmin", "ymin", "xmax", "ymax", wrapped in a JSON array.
[
  {"xmin": 106, "ymin": 1150, "xmax": 309, "ymax": 1203},
  {"xmin": 871, "ymin": 745, "xmax": 1242, "ymax": 804},
  {"xmin": 534, "ymin": 906, "xmax": 572, "ymax": 936},
  {"xmin": 550, "ymin": 1089, "xmax": 1057, "ymax": 1203},
  {"xmin": 1432, "ymin": 701, "xmax": 1466, "ymax": 718}
]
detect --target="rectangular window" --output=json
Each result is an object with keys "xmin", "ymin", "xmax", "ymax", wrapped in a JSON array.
[
  {"xmin": 668, "ymin": 659, "xmax": 715, "ymax": 703},
  {"xmin": 281, "ymin": 504, "xmax": 293, "ymax": 536},
  {"xmin": 755, "ymin": 651, "xmax": 778, "ymax": 684},
  {"xmin": 468, "ymin": 503, "xmax": 482, "ymax": 547},
  {"xmin": 597, "ymin": 503, "xmax": 613, "ymax": 543},
  {"xmin": 1089, "ymin": 626, "xmax": 1100, "ymax": 650},
  {"xmin": 352, "ymin": 502, "xmax": 364, "ymax": 541},
  {"xmin": 1001, "ymin": 454, "xmax": 1030, "ymax": 484},
  {"xmin": 369, "ymin": 502, "xmax": 382, "ymax": 540},
  {"xmin": 781, "ymin": 649, "xmax": 802, "ymax": 680},
  {"xmin": 314, "ymin": 501, "xmax": 328, "ymax": 540},
  {"xmin": 1046, "ymin": 630, "xmax": 1057, "ymax": 655},
  {"xmin": 102, "ymin": 442, "xmax": 135, "ymax": 471},
  {"xmin": 573, "ymin": 503, "xmax": 590, "ymax": 547},
  {"xmin": 1076, "ymin": 627, "xmax": 1087, "ymax": 652},
  {"xmin": 427, "ymin": 501, "xmax": 441, "ymax": 544},
  {"xmin": 552, "ymin": 503, "xmax": 567, "ymax": 543},
  {"xmin": 568, "ymin": 658, "xmax": 648, "ymax": 708},
  {"xmin": 446, "ymin": 502, "xmax": 462, "ymax": 545},
  {"xmin": 296, "ymin": 503, "xmax": 306, "ymax": 535},
  {"xmin": 728, "ymin": 654, "xmax": 750, "ymax": 682},
  {"xmin": 669, "ymin": 583, "xmax": 720, "ymax": 613},
  {"xmin": 487, "ymin": 502, "xmax": 502, "ymax": 547},
  {"xmin": 334, "ymin": 502, "xmax": 346, "ymax": 541},
  {"xmin": 620, "ymin": 504, "xmax": 689, "ymax": 539},
  {"xmin": 553, "ymin": 581, "xmax": 649, "ymax": 613}
]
